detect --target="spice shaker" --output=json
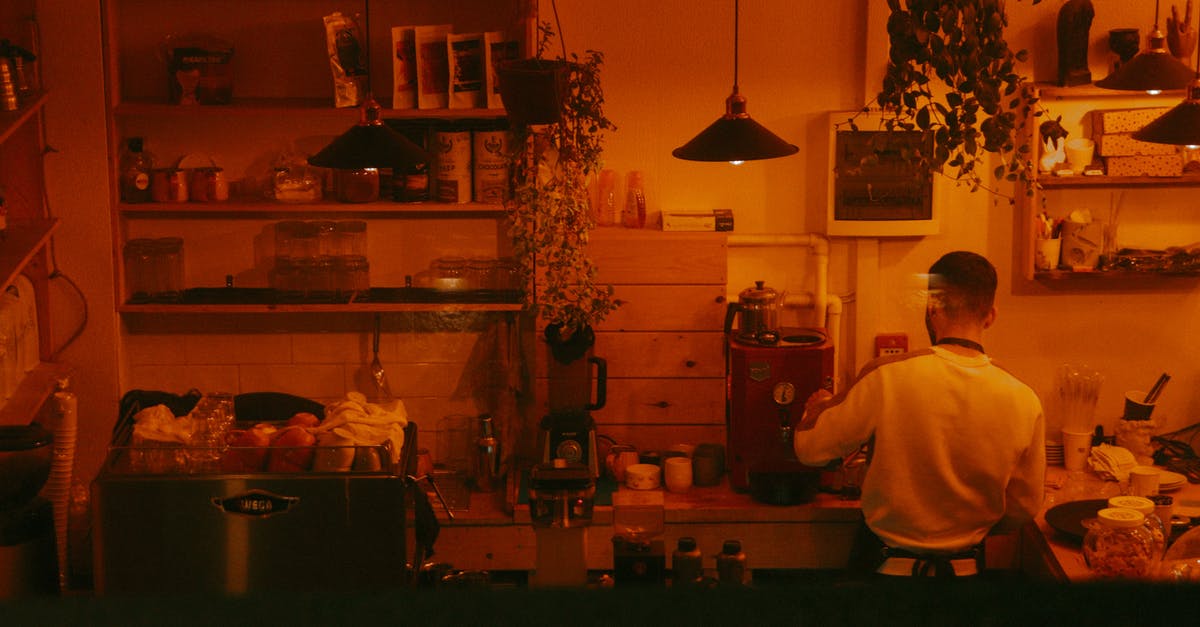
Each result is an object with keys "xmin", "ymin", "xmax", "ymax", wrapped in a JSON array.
[
  {"xmin": 715, "ymin": 539, "xmax": 746, "ymax": 586},
  {"xmin": 473, "ymin": 414, "xmax": 500, "ymax": 492},
  {"xmin": 672, "ymin": 536, "xmax": 703, "ymax": 587}
]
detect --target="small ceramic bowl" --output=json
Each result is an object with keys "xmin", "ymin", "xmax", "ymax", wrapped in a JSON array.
[{"xmin": 624, "ymin": 463, "xmax": 661, "ymax": 490}]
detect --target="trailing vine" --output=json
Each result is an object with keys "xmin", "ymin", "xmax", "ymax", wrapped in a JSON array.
[
  {"xmin": 506, "ymin": 35, "xmax": 618, "ymax": 341},
  {"xmin": 849, "ymin": 0, "xmax": 1049, "ymax": 198}
]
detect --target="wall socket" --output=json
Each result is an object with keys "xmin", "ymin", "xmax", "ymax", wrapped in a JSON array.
[{"xmin": 875, "ymin": 333, "xmax": 908, "ymax": 357}]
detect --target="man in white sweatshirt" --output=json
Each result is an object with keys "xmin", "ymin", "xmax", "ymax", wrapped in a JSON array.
[{"xmin": 794, "ymin": 251, "xmax": 1045, "ymax": 578}]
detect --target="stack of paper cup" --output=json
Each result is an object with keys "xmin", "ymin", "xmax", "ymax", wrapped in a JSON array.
[
  {"xmin": 1062, "ymin": 429, "xmax": 1092, "ymax": 471},
  {"xmin": 43, "ymin": 379, "xmax": 78, "ymax": 592}
]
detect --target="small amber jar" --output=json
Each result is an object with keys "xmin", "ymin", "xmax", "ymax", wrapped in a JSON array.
[{"xmin": 335, "ymin": 168, "xmax": 380, "ymax": 203}]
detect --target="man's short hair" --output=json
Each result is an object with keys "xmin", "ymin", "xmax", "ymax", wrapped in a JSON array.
[{"xmin": 927, "ymin": 251, "xmax": 997, "ymax": 321}]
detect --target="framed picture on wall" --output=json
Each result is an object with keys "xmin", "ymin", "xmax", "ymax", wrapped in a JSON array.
[{"xmin": 826, "ymin": 110, "xmax": 940, "ymax": 237}]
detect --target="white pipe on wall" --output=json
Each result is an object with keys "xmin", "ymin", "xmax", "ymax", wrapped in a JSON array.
[{"xmin": 728, "ymin": 232, "xmax": 844, "ymax": 391}]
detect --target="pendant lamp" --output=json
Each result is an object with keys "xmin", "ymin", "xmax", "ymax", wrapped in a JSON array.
[
  {"xmin": 308, "ymin": 1, "xmax": 430, "ymax": 169},
  {"xmin": 1132, "ymin": 51, "xmax": 1200, "ymax": 147},
  {"xmin": 672, "ymin": 0, "xmax": 798, "ymax": 164},
  {"xmin": 1095, "ymin": 1, "xmax": 1194, "ymax": 94}
]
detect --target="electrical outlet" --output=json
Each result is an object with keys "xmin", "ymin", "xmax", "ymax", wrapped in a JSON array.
[{"xmin": 875, "ymin": 333, "xmax": 908, "ymax": 357}]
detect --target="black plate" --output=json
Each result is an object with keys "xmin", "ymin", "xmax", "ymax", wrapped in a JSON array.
[{"xmin": 1044, "ymin": 498, "xmax": 1107, "ymax": 541}]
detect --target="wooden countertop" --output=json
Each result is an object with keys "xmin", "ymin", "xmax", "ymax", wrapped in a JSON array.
[{"xmin": 1032, "ymin": 465, "xmax": 1200, "ymax": 581}]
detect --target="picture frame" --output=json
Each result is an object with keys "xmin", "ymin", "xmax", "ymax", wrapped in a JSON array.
[{"xmin": 826, "ymin": 109, "xmax": 940, "ymax": 237}]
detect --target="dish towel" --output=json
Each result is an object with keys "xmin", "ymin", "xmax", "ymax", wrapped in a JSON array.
[{"xmin": 1087, "ymin": 443, "xmax": 1138, "ymax": 482}]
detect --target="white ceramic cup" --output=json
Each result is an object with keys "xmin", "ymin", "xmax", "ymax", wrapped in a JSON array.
[
  {"xmin": 1034, "ymin": 238, "xmax": 1062, "ymax": 271},
  {"xmin": 1065, "ymin": 137, "xmax": 1095, "ymax": 173},
  {"xmin": 1062, "ymin": 429, "xmax": 1092, "ymax": 471},
  {"xmin": 1129, "ymin": 465, "xmax": 1160, "ymax": 497},
  {"xmin": 664, "ymin": 456, "xmax": 693, "ymax": 493}
]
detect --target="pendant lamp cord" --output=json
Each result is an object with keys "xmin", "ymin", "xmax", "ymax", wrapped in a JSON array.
[
  {"xmin": 550, "ymin": 0, "xmax": 566, "ymax": 60},
  {"xmin": 363, "ymin": 0, "xmax": 372, "ymax": 94},
  {"xmin": 733, "ymin": 0, "xmax": 740, "ymax": 91}
]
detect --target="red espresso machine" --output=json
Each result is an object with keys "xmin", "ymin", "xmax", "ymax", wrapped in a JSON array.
[{"xmin": 725, "ymin": 281, "xmax": 834, "ymax": 505}]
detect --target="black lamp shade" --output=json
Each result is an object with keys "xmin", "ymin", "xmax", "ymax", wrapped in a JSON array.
[
  {"xmin": 673, "ymin": 93, "xmax": 798, "ymax": 162},
  {"xmin": 1096, "ymin": 31, "xmax": 1194, "ymax": 91},
  {"xmin": 308, "ymin": 99, "xmax": 431, "ymax": 169},
  {"xmin": 1132, "ymin": 83, "xmax": 1200, "ymax": 145}
]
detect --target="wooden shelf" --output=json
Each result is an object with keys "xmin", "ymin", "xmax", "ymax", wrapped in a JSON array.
[
  {"xmin": 0, "ymin": 91, "xmax": 48, "ymax": 144},
  {"xmin": 1034, "ymin": 82, "xmax": 1185, "ymax": 100},
  {"xmin": 0, "ymin": 219, "xmax": 60, "ymax": 291},
  {"xmin": 1039, "ymin": 174, "xmax": 1200, "ymax": 189},
  {"xmin": 117, "ymin": 201, "xmax": 506, "ymax": 216},
  {"xmin": 112, "ymin": 99, "xmax": 509, "ymax": 121},
  {"xmin": 0, "ymin": 362, "xmax": 72, "ymax": 427},
  {"xmin": 119, "ymin": 302, "xmax": 523, "ymax": 314},
  {"xmin": 1032, "ymin": 269, "xmax": 1200, "ymax": 289}
]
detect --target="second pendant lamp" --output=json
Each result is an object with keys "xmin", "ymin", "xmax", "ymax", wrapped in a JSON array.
[
  {"xmin": 1095, "ymin": 0, "xmax": 1194, "ymax": 93},
  {"xmin": 673, "ymin": 0, "xmax": 798, "ymax": 164}
]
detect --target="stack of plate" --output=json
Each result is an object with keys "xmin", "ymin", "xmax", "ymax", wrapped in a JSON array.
[
  {"xmin": 1160, "ymin": 469, "xmax": 1188, "ymax": 492},
  {"xmin": 1046, "ymin": 442, "xmax": 1064, "ymax": 466}
]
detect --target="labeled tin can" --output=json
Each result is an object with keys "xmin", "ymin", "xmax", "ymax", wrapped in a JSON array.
[
  {"xmin": 191, "ymin": 167, "xmax": 229, "ymax": 202},
  {"xmin": 434, "ymin": 130, "xmax": 471, "ymax": 204},
  {"xmin": 472, "ymin": 130, "xmax": 510, "ymax": 204}
]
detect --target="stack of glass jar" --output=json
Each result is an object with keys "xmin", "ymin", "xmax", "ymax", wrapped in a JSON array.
[
  {"xmin": 0, "ymin": 277, "xmax": 39, "ymax": 403},
  {"xmin": 417, "ymin": 256, "xmax": 520, "ymax": 291},
  {"xmin": 122, "ymin": 237, "xmax": 184, "ymax": 302},
  {"xmin": 271, "ymin": 220, "xmax": 368, "ymax": 299}
]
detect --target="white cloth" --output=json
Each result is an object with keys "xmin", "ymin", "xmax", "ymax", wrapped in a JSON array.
[
  {"xmin": 1087, "ymin": 443, "xmax": 1138, "ymax": 482},
  {"xmin": 794, "ymin": 346, "xmax": 1046, "ymax": 553}
]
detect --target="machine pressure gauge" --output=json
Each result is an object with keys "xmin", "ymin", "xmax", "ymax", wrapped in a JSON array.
[{"xmin": 772, "ymin": 382, "xmax": 796, "ymax": 406}]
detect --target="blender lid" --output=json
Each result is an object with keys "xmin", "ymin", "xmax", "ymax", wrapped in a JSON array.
[{"xmin": 0, "ymin": 423, "xmax": 53, "ymax": 451}]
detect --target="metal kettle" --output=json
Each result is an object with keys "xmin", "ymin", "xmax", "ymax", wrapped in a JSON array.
[{"xmin": 724, "ymin": 280, "xmax": 783, "ymax": 344}]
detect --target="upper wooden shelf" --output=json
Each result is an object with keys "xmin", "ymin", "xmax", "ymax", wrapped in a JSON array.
[
  {"xmin": 0, "ymin": 219, "xmax": 60, "ymax": 291},
  {"xmin": 1034, "ymin": 82, "xmax": 1186, "ymax": 100},
  {"xmin": 0, "ymin": 91, "xmax": 48, "ymax": 144},
  {"xmin": 1038, "ymin": 173, "xmax": 1200, "ymax": 189},
  {"xmin": 119, "ymin": 302, "xmax": 523, "ymax": 314},
  {"xmin": 112, "ymin": 99, "xmax": 509, "ymax": 121},
  {"xmin": 117, "ymin": 201, "xmax": 506, "ymax": 216}
]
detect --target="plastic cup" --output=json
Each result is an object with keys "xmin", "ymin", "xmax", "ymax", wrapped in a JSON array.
[
  {"xmin": 1065, "ymin": 137, "xmax": 1095, "ymax": 173},
  {"xmin": 1035, "ymin": 238, "xmax": 1062, "ymax": 271},
  {"xmin": 1123, "ymin": 391, "xmax": 1156, "ymax": 421},
  {"xmin": 1062, "ymin": 429, "xmax": 1093, "ymax": 471}
]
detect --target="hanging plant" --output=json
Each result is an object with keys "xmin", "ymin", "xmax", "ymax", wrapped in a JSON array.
[
  {"xmin": 849, "ymin": 0, "xmax": 1049, "ymax": 197},
  {"xmin": 506, "ymin": 17, "xmax": 618, "ymax": 346}
]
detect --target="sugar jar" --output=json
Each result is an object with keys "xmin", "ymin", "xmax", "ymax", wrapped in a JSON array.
[
  {"xmin": 1083, "ymin": 507, "xmax": 1156, "ymax": 579},
  {"xmin": 1108, "ymin": 495, "xmax": 1166, "ymax": 560}
]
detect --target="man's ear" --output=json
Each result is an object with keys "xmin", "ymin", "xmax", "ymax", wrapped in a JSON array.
[{"xmin": 982, "ymin": 306, "xmax": 997, "ymax": 329}]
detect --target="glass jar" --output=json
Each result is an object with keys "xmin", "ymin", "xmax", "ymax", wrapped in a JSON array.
[
  {"xmin": 122, "ymin": 238, "xmax": 157, "ymax": 302},
  {"xmin": 190, "ymin": 167, "xmax": 229, "ymax": 202},
  {"xmin": 335, "ymin": 168, "xmax": 380, "ymax": 203},
  {"xmin": 151, "ymin": 237, "xmax": 184, "ymax": 302},
  {"xmin": 334, "ymin": 255, "xmax": 369, "ymax": 298},
  {"xmin": 313, "ymin": 220, "xmax": 338, "ymax": 257},
  {"xmin": 432, "ymin": 256, "xmax": 467, "ymax": 291},
  {"xmin": 466, "ymin": 257, "xmax": 496, "ymax": 290},
  {"xmin": 290, "ymin": 221, "xmax": 320, "ymax": 260},
  {"xmin": 272, "ymin": 165, "xmax": 323, "ymax": 203},
  {"xmin": 335, "ymin": 220, "xmax": 368, "ymax": 257},
  {"xmin": 1083, "ymin": 507, "xmax": 1156, "ymax": 579},
  {"xmin": 1108, "ymin": 495, "xmax": 1167, "ymax": 560}
]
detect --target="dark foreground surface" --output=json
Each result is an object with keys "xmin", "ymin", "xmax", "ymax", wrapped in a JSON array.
[{"xmin": 4, "ymin": 581, "xmax": 1200, "ymax": 626}]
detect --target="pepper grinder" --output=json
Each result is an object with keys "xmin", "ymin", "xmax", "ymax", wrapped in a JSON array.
[{"xmin": 474, "ymin": 414, "xmax": 500, "ymax": 492}]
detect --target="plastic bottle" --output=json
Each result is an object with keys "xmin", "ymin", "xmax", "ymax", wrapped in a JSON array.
[
  {"xmin": 120, "ymin": 137, "xmax": 154, "ymax": 203},
  {"xmin": 474, "ymin": 413, "xmax": 500, "ymax": 492},
  {"xmin": 594, "ymin": 169, "xmax": 618, "ymax": 226},
  {"xmin": 622, "ymin": 170, "xmax": 646, "ymax": 228},
  {"xmin": 672, "ymin": 536, "xmax": 703, "ymax": 587},
  {"xmin": 715, "ymin": 539, "xmax": 746, "ymax": 586},
  {"xmin": 1082, "ymin": 507, "xmax": 1155, "ymax": 578}
]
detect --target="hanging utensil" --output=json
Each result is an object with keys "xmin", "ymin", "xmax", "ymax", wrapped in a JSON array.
[{"xmin": 371, "ymin": 313, "xmax": 394, "ymax": 402}]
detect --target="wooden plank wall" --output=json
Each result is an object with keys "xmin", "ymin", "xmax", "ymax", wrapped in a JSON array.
[{"xmin": 535, "ymin": 230, "xmax": 728, "ymax": 453}]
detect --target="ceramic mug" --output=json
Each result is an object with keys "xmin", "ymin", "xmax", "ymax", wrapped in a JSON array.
[{"xmin": 664, "ymin": 456, "xmax": 693, "ymax": 493}]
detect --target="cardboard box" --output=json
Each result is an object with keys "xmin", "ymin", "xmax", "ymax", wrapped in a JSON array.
[
  {"xmin": 1104, "ymin": 154, "xmax": 1184, "ymax": 177},
  {"xmin": 661, "ymin": 209, "xmax": 734, "ymax": 232},
  {"xmin": 1092, "ymin": 107, "xmax": 1170, "ymax": 135},
  {"xmin": 1097, "ymin": 133, "xmax": 1179, "ymax": 157}
]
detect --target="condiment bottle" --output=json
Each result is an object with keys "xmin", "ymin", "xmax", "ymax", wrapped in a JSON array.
[
  {"xmin": 715, "ymin": 539, "xmax": 746, "ymax": 586},
  {"xmin": 119, "ymin": 137, "xmax": 154, "ymax": 203},
  {"xmin": 672, "ymin": 536, "xmax": 703, "ymax": 587},
  {"xmin": 622, "ymin": 170, "xmax": 646, "ymax": 228},
  {"xmin": 594, "ymin": 169, "xmax": 618, "ymax": 226},
  {"xmin": 1082, "ymin": 507, "xmax": 1155, "ymax": 579},
  {"xmin": 474, "ymin": 414, "xmax": 500, "ymax": 492}
]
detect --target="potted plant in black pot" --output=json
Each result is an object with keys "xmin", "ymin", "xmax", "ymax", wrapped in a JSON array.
[
  {"xmin": 495, "ymin": 18, "xmax": 569, "ymax": 126},
  {"xmin": 504, "ymin": 15, "xmax": 618, "ymax": 414}
]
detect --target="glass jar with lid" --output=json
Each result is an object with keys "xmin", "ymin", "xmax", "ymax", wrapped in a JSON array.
[
  {"xmin": 122, "ymin": 238, "xmax": 157, "ymax": 302},
  {"xmin": 1108, "ymin": 495, "xmax": 1167, "ymax": 560},
  {"xmin": 1083, "ymin": 507, "xmax": 1156, "ymax": 579},
  {"xmin": 335, "ymin": 168, "xmax": 380, "ymax": 203},
  {"xmin": 432, "ymin": 256, "xmax": 468, "ymax": 291},
  {"xmin": 335, "ymin": 220, "xmax": 368, "ymax": 257},
  {"xmin": 272, "ymin": 165, "xmax": 323, "ymax": 203}
]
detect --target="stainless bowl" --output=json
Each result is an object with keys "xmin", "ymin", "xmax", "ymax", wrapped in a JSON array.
[{"xmin": 0, "ymin": 423, "xmax": 53, "ymax": 509}]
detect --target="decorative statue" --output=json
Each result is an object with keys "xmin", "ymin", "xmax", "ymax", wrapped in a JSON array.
[
  {"xmin": 1057, "ymin": 0, "xmax": 1095, "ymax": 87},
  {"xmin": 1167, "ymin": 1, "xmax": 1197, "ymax": 65}
]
